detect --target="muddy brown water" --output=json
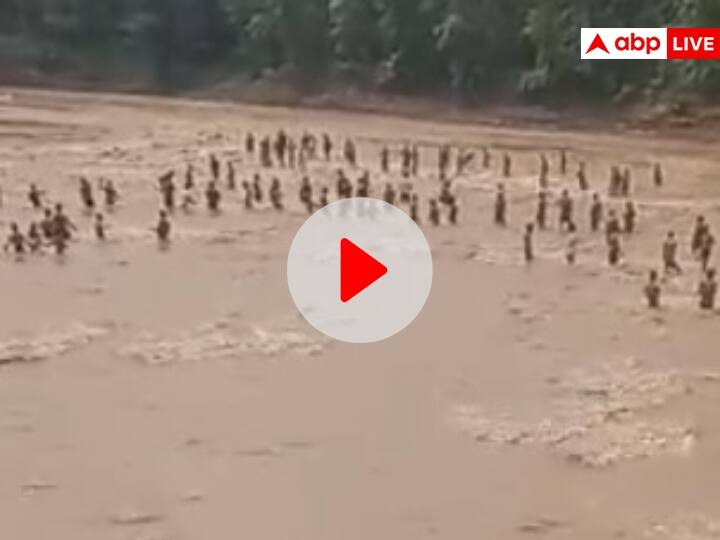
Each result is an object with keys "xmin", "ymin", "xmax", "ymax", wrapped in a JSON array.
[{"xmin": 0, "ymin": 87, "xmax": 719, "ymax": 540}]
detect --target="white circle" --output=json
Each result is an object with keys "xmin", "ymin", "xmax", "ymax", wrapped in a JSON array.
[{"xmin": 287, "ymin": 198, "xmax": 433, "ymax": 344}]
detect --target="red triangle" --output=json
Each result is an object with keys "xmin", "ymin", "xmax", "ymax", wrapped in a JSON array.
[
  {"xmin": 340, "ymin": 238, "xmax": 388, "ymax": 303},
  {"xmin": 586, "ymin": 33, "xmax": 609, "ymax": 54}
]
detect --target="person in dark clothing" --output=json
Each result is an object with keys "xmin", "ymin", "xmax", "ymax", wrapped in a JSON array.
[
  {"xmin": 523, "ymin": 223, "xmax": 535, "ymax": 264},
  {"xmin": 4, "ymin": 223, "xmax": 26, "ymax": 255},
  {"xmin": 623, "ymin": 200, "xmax": 637, "ymax": 234},
  {"xmin": 590, "ymin": 193, "xmax": 603, "ymax": 233},
  {"xmin": 644, "ymin": 270, "xmax": 661, "ymax": 309},
  {"xmin": 663, "ymin": 231, "xmax": 682, "ymax": 275},
  {"xmin": 495, "ymin": 184, "xmax": 507, "ymax": 227},
  {"xmin": 205, "ymin": 181, "xmax": 222, "ymax": 213},
  {"xmin": 698, "ymin": 268, "xmax": 718, "ymax": 311}
]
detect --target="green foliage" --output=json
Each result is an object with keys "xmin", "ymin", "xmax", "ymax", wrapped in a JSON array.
[
  {"xmin": 435, "ymin": 0, "xmax": 522, "ymax": 94},
  {"xmin": 331, "ymin": 0, "xmax": 385, "ymax": 68},
  {"xmin": 0, "ymin": 0, "xmax": 717, "ymax": 102},
  {"xmin": 660, "ymin": 0, "xmax": 720, "ymax": 94}
]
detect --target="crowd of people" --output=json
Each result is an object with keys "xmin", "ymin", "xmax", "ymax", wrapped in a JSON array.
[{"xmin": 2, "ymin": 129, "xmax": 717, "ymax": 312}]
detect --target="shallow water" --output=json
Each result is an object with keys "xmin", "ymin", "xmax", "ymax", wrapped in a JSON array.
[{"xmin": 0, "ymin": 87, "xmax": 719, "ymax": 540}]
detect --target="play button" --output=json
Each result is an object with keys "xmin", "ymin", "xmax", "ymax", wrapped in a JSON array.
[
  {"xmin": 287, "ymin": 198, "xmax": 433, "ymax": 344},
  {"xmin": 340, "ymin": 238, "xmax": 388, "ymax": 303}
]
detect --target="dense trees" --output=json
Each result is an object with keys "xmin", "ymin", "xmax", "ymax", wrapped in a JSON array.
[{"xmin": 0, "ymin": 0, "xmax": 717, "ymax": 101}]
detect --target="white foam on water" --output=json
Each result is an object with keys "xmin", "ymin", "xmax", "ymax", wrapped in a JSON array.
[
  {"xmin": 243, "ymin": 323, "xmax": 327, "ymax": 357},
  {"xmin": 108, "ymin": 509, "xmax": 164, "ymax": 527},
  {"xmin": 70, "ymin": 223, "xmax": 280, "ymax": 246},
  {"xmin": 0, "ymin": 323, "xmax": 108, "ymax": 366},
  {"xmin": 451, "ymin": 358, "xmax": 711, "ymax": 468},
  {"xmin": 118, "ymin": 315, "xmax": 327, "ymax": 366},
  {"xmin": 645, "ymin": 513, "xmax": 720, "ymax": 540}
]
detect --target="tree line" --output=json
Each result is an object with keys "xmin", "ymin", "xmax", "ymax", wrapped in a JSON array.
[{"xmin": 0, "ymin": 0, "xmax": 718, "ymax": 101}]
